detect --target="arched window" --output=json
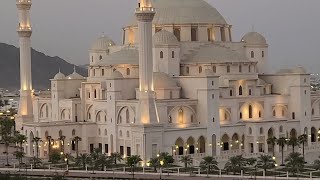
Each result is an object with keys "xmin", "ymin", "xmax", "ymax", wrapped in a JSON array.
[
  {"xmin": 249, "ymin": 127, "xmax": 252, "ymax": 135},
  {"xmin": 249, "ymin": 105, "xmax": 253, "ymax": 118},
  {"xmin": 119, "ymin": 130, "xmax": 122, "ymax": 137},
  {"xmin": 126, "ymin": 68, "xmax": 130, "ymax": 76},
  {"xmin": 212, "ymin": 117, "xmax": 215, "ymax": 122},
  {"xmin": 88, "ymin": 113, "xmax": 91, "ymax": 120},
  {"xmin": 186, "ymin": 67, "xmax": 190, "ymax": 74},
  {"xmin": 169, "ymin": 91, "xmax": 173, "ymax": 99},
  {"xmin": 227, "ymin": 65, "xmax": 230, "ymax": 73},
  {"xmin": 126, "ymin": 109, "xmax": 130, "ymax": 123},
  {"xmin": 239, "ymin": 65, "xmax": 242, "ymax": 73},
  {"xmin": 260, "ymin": 127, "xmax": 264, "ymax": 134},
  {"xmin": 230, "ymin": 90, "xmax": 233, "ymax": 96},
  {"xmin": 262, "ymin": 51, "xmax": 265, "ymax": 58},
  {"xmin": 72, "ymin": 129, "xmax": 76, "ymax": 136},
  {"xmin": 172, "ymin": 51, "xmax": 175, "ymax": 58},
  {"xmin": 160, "ymin": 51, "xmax": 164, "ymax": 59},
  {"xmin": 168, "ymin": 116, "xmax": 172, "ymax": 123},
  {"xmin": 239, "ymin": 86, "xmax": 243, "ymax": 96},
  {"xmin": 94, "ymin": 89, "xmax": 97, "ymax": 99},
  {"xmin": 199, "ymin": 66, "xmax": 202, "ymax": 73},
  {"xmin": 99, "ymin": 55, "xmax": 102, "ymax": 60},
  {"xmin": 127, "ymin": 131, "xmax": 130, "ymax": 138},
  {"xmin": 240, "ymin": 112, "xmax": 243, "ymax": 119},
  {"xmin": 312, "ymin": 108, "xmax": 315, "ymax": 115},
  {"xmin": 102, "ymin": 69, "xmax": 105, "ymax": 76},
  {"xmin": 273, "ymin": 110, "xmax": 276, "ymax": 117},
  {"xmin": 191, "ymin": 115, "xmax": 194, "ymax": 123},
  {"xmin": 249, "ymin": 65, "xmax": 251, "ymax": 73},
  {"xmin": 98, "ymin": 129, "xmax": 101, "ymax": 136},
  {"xmin": 251, "ymin": 51, "xmax": 255, "ymax": 58},
  {"xmin": 191, "ymin": 27, "xmax": 198, "ymax": 41},
  {"xmin": 259, "ymin": 111, "xmax": 262, "ymax": 118},
  {"xmin": 105, "ymin": 129, "xmax": 107, "ymax": 136},
  {"xmin": 91, "ymin": 56, "xmax": 93, "ymax": 62},
  {"xmin": 279, "ymin": 126, "xmax": 283, "ymax": 133},
  {"xmin": 282, "ymin": 109, "xmax": 285, "ymax": 117},
  {"xmin": 249, "ymin": 89, "xmax": 252, "ymax": 96},
  {"xmin": 292, "ymin": 112, "xmax": 295, "ymax": 119},
  {"xmin": 212, "ymin": 66, "xmax": 216, "ymax": 73}
]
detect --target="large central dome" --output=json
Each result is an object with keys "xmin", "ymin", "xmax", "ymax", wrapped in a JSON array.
[{"xmin": 128, "ymin": 0, "xmax": 227, "ymax": 26}]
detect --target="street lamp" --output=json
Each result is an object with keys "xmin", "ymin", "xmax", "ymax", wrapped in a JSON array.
[{"xmin": 160, "ymin": 160, "xmax": 164, "ymax": 180}]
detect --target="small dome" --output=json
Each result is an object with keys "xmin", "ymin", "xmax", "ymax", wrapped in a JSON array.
[
  {"xmin": 153, "ymin": 72, "xmax": 178, "ymax": 89},
  {"xmin": 91, "ymin": 35, "xmax": 115, "ymax": 51},
  {"xmin": 241, "ymin": 32, "xmax": 267, "ymax": 45},
  {"xmin": 53, "ymin": 72, "xmax": 66, "ymax": 80},
  {"xmin": 67, "ymin": 72, "xmax": 84, "ymax": 80},
  {"xmin": 110, "ymin": 71, "xmax": 123, "ymax": 79},
  {"xmin": 153, "ymin": 30, "xmax": 179, "ymax": 46}
]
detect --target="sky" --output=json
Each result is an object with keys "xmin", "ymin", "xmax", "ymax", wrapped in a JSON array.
[{"xmin": 0, "ymin": 0, "xmax": 320, "ymax": 72}]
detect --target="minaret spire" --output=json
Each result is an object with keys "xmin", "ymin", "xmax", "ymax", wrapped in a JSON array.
[
  {"xmin": 135, "ymin": 0, "xmax": 158, "ymax": 124},
  {"xmin": 16, "ymin": 0, "xmax": 34, "ymax": 131}
]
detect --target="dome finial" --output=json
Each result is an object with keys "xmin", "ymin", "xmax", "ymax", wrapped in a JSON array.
[
  {"xmin": 101, "ymin": 32, "xmax": 105, "ymax": 37},
  {"xmin": 73, "ymin": 65, "xmax": 76, "ymax": 73}
]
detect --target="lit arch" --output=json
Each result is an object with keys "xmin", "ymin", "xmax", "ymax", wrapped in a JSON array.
[
  {"xmin": 116, "ymin": 106, "xmax": 135, "ymax": 124},
  {"xmin": 240, "ymin": 102, "xmax": 264, "ymax": 120}
]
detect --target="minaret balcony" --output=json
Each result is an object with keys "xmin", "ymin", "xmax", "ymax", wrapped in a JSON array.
[
  {"xmin": 135, "ymin": 7, "xmax": 155, "ymax": 13},
  {"xmin": 17, "ymin": 0, "xmax": 31, "ymax": 4}
]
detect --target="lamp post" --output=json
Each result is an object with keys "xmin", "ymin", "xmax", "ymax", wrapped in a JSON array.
[{"xmin": 160, "ymin": 160, "xmax": 164, "ymax": 179}]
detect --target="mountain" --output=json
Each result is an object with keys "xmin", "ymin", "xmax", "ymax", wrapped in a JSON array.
[{"xmin": 0, "ymin": 43, "xmax": 87, "ymax": 90}]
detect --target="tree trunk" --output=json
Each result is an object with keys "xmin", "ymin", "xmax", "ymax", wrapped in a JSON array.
[
  {"xmin": 281, "ymin": 146, "xmax": 284, "ymax": 165},
  {"xmin": 6, "ymin": 144, "xmax": 9, "ymax": 166},
  {"xmin": 302, "ymin": 142, "xmax": 305, "ymax": 160},
  {"xmin": 292, "ymin": 145, "xmax": 295, "ymax": 153}
]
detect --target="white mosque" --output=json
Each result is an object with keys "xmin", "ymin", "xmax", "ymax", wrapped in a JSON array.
[{"xmin": 16, "ymin": 0, "xmax": 320, "ymax": 164}]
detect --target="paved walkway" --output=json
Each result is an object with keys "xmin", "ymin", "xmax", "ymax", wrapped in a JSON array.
[{"xmin": 0, "ymin": 168, "xmax": 312, "ymax": 180}]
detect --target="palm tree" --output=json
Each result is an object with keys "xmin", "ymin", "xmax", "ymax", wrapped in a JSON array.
[
  {"xmin": 72, "ymin": 136, "xmax": 82, "ymax": 158},
  {"xmin": 277, "ymin": 137, "xmax": 287, "ymax": 165},
  {"xmin": 14, "ymin": 151, "xmax": 25, "ymax": 166},
  {"xmin": 298, "ymin": 134, "xmax": 308, "ymax": 161},
  {"xmin": 148, "ymin": 157, "xmax": 159, "ymax": 172},
  {"xmin": 46, "ymin": 136, "xmax": 53, "ymax": 161},
  {"xmin": 30, "ymin": 157, "xmax": 42, "ymax": 169},
  {"xmin": 0, "ymin": 118, "xmax": 15, "ymax": 166},
  {"xmin": 97, "ymin": 153, "xmax": 111, "ymax": 171},
  {"xmin": 32, "ymin": 137, "xmax": 42, "ymax": 159},
  {"xmin": 314, "ymin": 156, "xmax": 320, "ymax": 170},
  {"xmin": 63, "ymin": 153, "xmax": 74, "ymax": 168},
  {"xmin": 200, "ymin": 156, "xmax": 218, "ymax": 177},
  {"xmin": 179, "ymin": 155, "xmax": 193, "ymax": 169},
  {"xmin": 89, "ymin": 148, "xmax": 101, "ymax": 173},
  {"xmin": 257, "ymin": 154, "xmax": 275, "ymax": 173},
  {"xmin": 266, "ymin": 136, "xmax": 277, "ymax": 157},
  {"xmin": 76, "ymin": 153, "xmax": 89, "ymax": 169},
  {"xmin": 287, "ymin": 137, "xmax": 299, "ymax": 153},
  {"xmin": 110, "ymin": 152, "xmax": 123, "ymax": 165},
  {"xmin": 14, "ymin": 133, "xmax": 27, "ymax": 152},
  {"xmin": 224, "ymin": 155, "xmax": 246, "ymax": 175},
  {"xmin": 159, "ymin": 152, "xmax": 174, "ymax": 167},
  {"xmin": 285, "ymin": 152, "xmax": 304, "ymax": 176},
  {"xmin": 126, "ymin": 155, "xmax": 142, "ymax": 180}
]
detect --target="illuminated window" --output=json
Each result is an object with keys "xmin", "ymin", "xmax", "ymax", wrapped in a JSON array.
[{"xmin": 249, "ymin": 105, "xmax": 253, "ymax": 118}]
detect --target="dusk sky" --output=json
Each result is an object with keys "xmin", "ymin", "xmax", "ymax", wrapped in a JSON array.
[{"xmin": 1, "ymin": 0, "xmax": 319, "ymax": 72}]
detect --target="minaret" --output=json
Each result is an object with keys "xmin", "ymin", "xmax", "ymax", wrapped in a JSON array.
[
  {"xmin": 16, "ymin": 0, "xmax": 33, "ymax": 130},
  {"xmin": 135, "ymin": 0, "xmax": 158, "ymax": 124}
]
